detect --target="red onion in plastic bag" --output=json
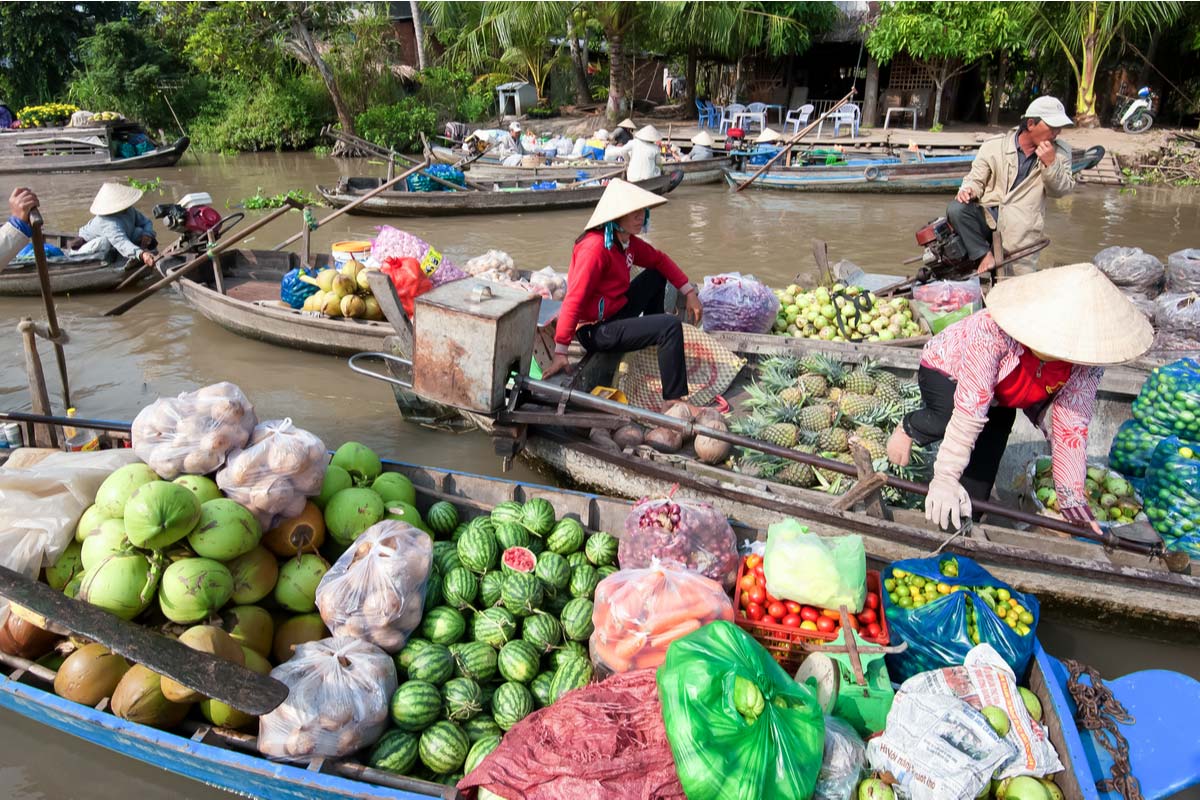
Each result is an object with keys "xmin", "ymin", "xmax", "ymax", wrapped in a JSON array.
[
  {"xmin": 699, "ymin": 272, "xmax": 780, "ymax": 334},
  {"xmin": 619, "ymin": 495, "xmax": 739, "ymax": 589}
]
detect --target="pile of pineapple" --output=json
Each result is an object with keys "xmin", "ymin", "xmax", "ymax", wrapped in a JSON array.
[
  {"xmin": 731, "ymin": 353, "xmax": 931, "ymax": 500},
  {"xmin": 299, "ymin": 259, "xmax": 385, "ymax": 321}
]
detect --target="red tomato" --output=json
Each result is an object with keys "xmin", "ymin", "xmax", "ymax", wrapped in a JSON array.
[
  {"xmin": 753, "ymin": 565, "xmax": 765, "ymax": 582},
  {"xmin": 781, "ymin": 614, "xmax": 802, "ymax": 628},
  {"xmin": 740, "ymin": 590, "xmax": 752, "ymax": 609},
  {"xmin": 816, "ymin": 616, "xmax": 836, "ymax": 633},
  {"xmin": 858, "ymin": 609, "xmax": 878, "ymax": 625},
  {"xmin": 749, "ymin": 586, "xmax": 767, "ymax": 605},
  {"xmin": 767, "ymin": 602, "xmax": 786, "ymax": 619},
  {"xmin": 821, "ymin": 608, "xmax": 841, "ymax": 620},
  {"xmin": 739, "ymin": 573, "xmax": 756, "ymax": 591},
  {"xmin": 784, "ymin": 601, "xmax": 802, "ymax": 615},
  {"xmin": 745, "ymin": 554, "xmax": 762, "ymax": 570},
  {"xmin": 747, "ymin": 603, "xmax": 765, "ymax": 621},
  {"xmin": 866, "ymin": 622, "xmax": 883, "ymax": 639},
  {"xmin": 865, "ymin": 593, "xmax": 880, "ymax": 610},
  {"xmin": 800, "ymin": 607, "xmax": 820, "ymax": 622}
]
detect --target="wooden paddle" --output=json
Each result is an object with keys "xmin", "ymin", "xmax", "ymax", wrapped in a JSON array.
[
  {"xmin": 569, "ymin": 165, "xmax": 628, "ymax": 188},
  {"xmin": 28, "ymin": 210, "xmax": 71, "ymax": 408},
  {"xmin": 732, "ymin": 88, "xmax": 857, "ymax": 193},
  {"xmin": 0, "ymin": 565, "xmax": 288, "ymax": 716}
]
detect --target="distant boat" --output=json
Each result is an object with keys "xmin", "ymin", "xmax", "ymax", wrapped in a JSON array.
[
  {"xmin": 0, "ymin": 120, "xmax": 188, "ymax": 175},
  {"xmin": 429, "ymin": 144, "xmax": 729, "ymax": 185}
]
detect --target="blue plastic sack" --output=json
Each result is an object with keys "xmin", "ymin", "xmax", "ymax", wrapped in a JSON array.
[
  {"xmin": 280, "ymin": 267, "xmax": 319, "ymax": 309},
  {"xmin": 881, "ymin": 555, "xmax": 1039, "ymax": 683},
  {"xmin": 1143, "ymin": 436, "xmax": 1200, "ymax": 557},
  {"xmin": 15, "ymin": 242, "xmax": 64, "ymax": 260},
  {"xmin": 1108, "ymin": 419, "xmax": 1166, "ymax": 480},
  {"xmin": 1131, "ymin": 358, "xmax": 1200, "ymax": 441}
]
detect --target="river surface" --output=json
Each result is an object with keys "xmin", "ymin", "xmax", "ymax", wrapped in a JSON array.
[{"xmin": 1, "ymin": 152, "xmax": 1198, "ymax": 797}]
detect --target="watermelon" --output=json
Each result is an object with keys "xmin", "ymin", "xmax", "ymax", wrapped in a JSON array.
[
  {"xmin": 489, "ymin": 501, "xmax": 524, "ymax": 526},
  {"xmin": 368, "ymin": 729, "xmax": 420, "ymax": 774},
  {"xmin": 534, "ymin": 551, "xmax": 570, "ymax": 592},
  {"xmin": 527, "ymin": 536, "xmax": 545, "ymax": 556},
  {"xmin": 463, "ymin": 714, "xmax": 503, "ymax": 743},
  {"xmin": 493, "ymin": 521, "xmax": 530, "ymax": 551},
  {"xmin": 433, "ymin": 541, "xmax": 462, "ymax": 575},
  {"xmin": 479, "ymin": 571, "xmax": 505, "ymax": 607},
  {"xmin": 457, "ymin": 527, "xmax": 499, "ymax": 574},
  {"xmin": 560, "ymin": 598, "xmax": 595, "ymax": 641},
  {"xmin": 584, "ymin": 532, "xmax": 618, "ymax": 566},
  {"xmin": 391, "ymin": 680, "xmax": 443, "ymax": 731},
  {"xmin": 442, "ymin": 677, "xmax": 483, "ymax": 721},
  {"xmin": 566, "ymin": 551, "xmax": 590, "ymax": 569},
  {"xmin": 521, "ymin": 612, "xmax": 562, "ymax": 653},
  {"xmin": 542, "ymin": 590, "xmax": 570, "ymax": 616},
  {"xmin": 521, "ymin": 498, "xmax": 556, "ymax": 536},
  {"xmin": 569, "ymin": 564, "xmax": 601, "ymax": 599},
  {"xmin": 491, "ymin": 681, "xmax": 534, "ymax": 731},
  {"xmin": 426, "ymin": 501, "xmax": 459, "ymax": 537},
  {"xmin": 472, "ymin": 607, "xmax": 517, "ymax": 648},
  {"xmin": 530, "ymin": 671, "xmax": 556, "ymax": 707},
  {"xmin": 450, "ymin": 523, "xmax": 468, "ymax": 543},
  {"xmin": 423, "ymin": 567, "xmax": 443, "ymax": 612},
  {"xmin": 497, "ymin": 639, "xmax": 541, "ymax": 684},
  {"xmin": 546, "ymin": 518, "xmax": 585, "ymax": 554},
  {"xmin": 421, "ymin": 606, "xmax": 466, "ymax": 646},
  {"xmin": 597, "ymin": 565, "xmax": 618, "ymax": 579},
  {"xmin": 450, "ymin": 641, "xmax": 498, "ymax": 683},
  {"xmin": 419, "ymin": 720, "xmax": 469, "ymax": 774},
  {"xmin": 500, "ymin": 546, "xmax": 536, "ymax": 575},
  {"xmin": 395, "ymin": 637, "xmax": 434, "ymax": 674},
  {"xmin": 408, "ymin": 643, "xmax": 454, "ymax": 685},
  {"xmin": 552, "ymin": 641, "xmax": 589, "ymax": 669},
  {"xmin": 501, "ymin": 572, "xmax": 544, "ymax": 617},
  {"xmin": 549, "ymin": 656, "xmax": 593, "ymax": 702},
  {"xmin": 464, "ymin": 732, "xmax": 502, "ymax": 774},
  {"xmin": 467, "ymin": 515, "xmax": 496, "ymax": 536},
  {"xmin": 442, "ymin": 568, "xmax": 479, "ymax": 610}
]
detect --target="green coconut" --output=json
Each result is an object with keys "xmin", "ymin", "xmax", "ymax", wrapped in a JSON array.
[
  {"xmin": 45, "ymin": 541, "xmax": 84, "ymax": 592},
  {"xmin": 199, "ymin": 646, "xmax": 271, "ymax": 730},
  {"xmin": 324, "ymin": 488, "xmax": 385, "ymax": 545},
  {"xmin": 187, "ymin": 498, "xmax": 262, "ymax": 561},
  {"xmin": 173, "ymin": 475, "xmax": 223, "ymax": 505},
  {"xmin": 371, "ymin": 472, "xmax": 416, "ymax": 506},
  {"xmin": 158, "ymin": 558, "xmax": 234, "ymax": 624},
  {"xmin": 78, "ymin": 551, "xmax": 161, "ymax": 620},
  {"xmin": 330, "ymin": 442, "xmax": 382, "ymax": 486},
  {"xmin": 75, "ymin": 504, "xmax": 115, "ymax": 542},
  {"xmin": 161, "ymin": 625, "xmax": 245, "ymax": 703},
  {"xmin": 95, "ymin": 463, "xmax": 161, "ymax": 518},
  {"xmin": 314, "ymin": 465, "xmax": 353, "ymax": 510},
  {"xmin": 274, "ymin": 554, "xmax": 329, "ymax": 613},
  {"xmin": 80, "ymin": 520, "xmax": 131, "ymax": 572},
  {"xmin": 384, "ymin": 502, "xmax": 432, "ymax": 535},
  {"xmin": 124, "ymin": 481, "xmax": 201, "ymax": 550},
  {"xmin": 220, "ymin": 605, "xmax": 274, "ymax": 659},
  {"xmin": 226, "ymin": 547, "xmax": 279, "ymax": 605},
  {"xmin": 111, "ymin": 664, "xmax": 191, "ymax": 729},
  {"xmin": 272, "ymin": 613, "xmax": 328, "ymax": 663}
]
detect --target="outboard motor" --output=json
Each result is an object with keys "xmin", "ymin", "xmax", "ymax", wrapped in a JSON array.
[
  {"xmin": 913, "ymin": 217, "xmax": 973, "ymax": 281},
  {"xmin": 152, "ymin": 192, "xmax": 233, "ymax": 286}
]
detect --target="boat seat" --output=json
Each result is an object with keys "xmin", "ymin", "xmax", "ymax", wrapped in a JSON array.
[{"xmin": 226, "ymin": 280, "xmax": 282, "ymax": 304}]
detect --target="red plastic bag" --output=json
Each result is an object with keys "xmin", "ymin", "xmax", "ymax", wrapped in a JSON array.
[{"xmin": 381, "ymin": 256, "xmax": 432, "ymax": 317}]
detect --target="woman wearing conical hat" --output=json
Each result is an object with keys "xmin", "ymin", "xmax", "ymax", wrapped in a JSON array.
[
  {"xmin": 69, "ymin": 182, "xmax": 157, "ymax": 266},
  {"xmin": 886, "ymin": 264, "xmax": 1153, "ymax": 533},
  {"xmin": 542, "ymin": 179, "xmax": 702, "ymax": 404},
  {"xmin": 626, "ymin": 125, "xmax": 663, "ymax": 182},
  {"xmin": 686, "ymin": 131, "xmax": 715, "ymax": 161}
]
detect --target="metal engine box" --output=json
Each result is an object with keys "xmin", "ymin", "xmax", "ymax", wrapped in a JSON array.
[{"xmin": 412, "ymin": 279, "xmax": 541, "ymax": 413}]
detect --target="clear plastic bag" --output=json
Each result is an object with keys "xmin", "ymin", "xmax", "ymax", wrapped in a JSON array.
[
  {"xmin": 699, "ymin": 273, "xmax": 781, "ymax": 334},
  {"xmin": 1144, "ymin": 436, "xmax": 1200, "ymax": 557},
  {"xmin": 131, "ymin": 382, "xmax": 257, "ymax": 479},
  {"xmin": 464, "ymin": 249, "xmax": 517, "ymax": 279},
  {"xmin": 216, "ymin": 419, "xmax": 327, "ymax": 530},
  {"xmin": 813, "ymin": 716, "xmax": 866, "ymax": 800},
  {"xmin": 620, "ymin": 496, "xmax": 739, "ymax": 589},
  {"xmin": 1151, "ymin": 293, "xmax": 1200, "ymax": 351},
  {"xmin": 762, "ymin": 521, "xmax": 866, "ymax": 613},
  {"xmin": 1131, "ymin": 358, "xmax": 1200, "ymax": 441},
  {"xmin": 370, "ymin": 225, "xmax": 464, "ymax": 286},
  {"xmin": 590, "ymin": 561, "xmax": 734, "ymax": 675},
  {"xmin": 1166, "ymin": 248, "xmax": 1200, "ymax": 294},
  {"xmin": 912, "ymin": 277, "xmax": 983, "ymax": 334},
  {"xmin": 315, "ymin": 521, "xmax": 432, "ymax": 653},
  {"xmin": 258, "ymin": 636, "xmax": 397, "ymax": 760},
  {"xmin": 1109, "ymin": 419, "xmax": 1166, "ymax": 480},
  {"xmin": 1092, "ymin": 245, "xmax": 1165, "ymax": 295}
]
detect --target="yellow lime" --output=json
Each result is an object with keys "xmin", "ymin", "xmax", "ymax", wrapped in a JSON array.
[
  {"xmin": 1009, "ymin": 598, "xmax": 1020, "ymax": 608},
  {"xmin": 937, "ymin": 582, "xmax": 951, "ymax": 594},
  {"xmin": 1181, "ymin": 447, "xmax": 1195, "ymax": 459},
  {"xmin": 910, "ymin": 585, "xmax": 922, "ymax": 598},
  {"xmin": 1019, "ymin": 611, "xmax": 1034, "ymax": 625},
  {"xmin": 995, "ymin": 606, "xmax": 1007, "ymax": 619},
  {"xmin": 996, "ymin": 588, "xmax": 1011, "ymax": 602}
]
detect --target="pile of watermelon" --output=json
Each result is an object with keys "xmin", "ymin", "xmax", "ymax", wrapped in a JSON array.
[{"xmin": 367, "ymin": 496, "xmax": 620, "ymax": 785}]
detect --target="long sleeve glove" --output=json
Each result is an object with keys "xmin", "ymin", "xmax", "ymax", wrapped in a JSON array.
[{"xmin": 925, "ymin": 410, "xmax": 986, "ymax": 530}]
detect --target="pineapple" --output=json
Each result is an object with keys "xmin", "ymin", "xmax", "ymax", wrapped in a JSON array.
[
  {"xmin": 796, "ymin": 403, "xmax": 835, "ymax": 433},
  {"xmin": 843, "ymin": 368, "xmax": 877, "ymax": 396},
  {"xmin": 758, "ymin": 359, "xmax": 798, "ymax": 395},
  {"xmin": 838, "ymin": 392, "xmax": 877, "ymax": 420},
  {"xmin": 777, "ymin": 460, "xmax": 816, "ymax": 488},
  {"xmin": 815, "ymin": 453, "xmax": 855, "ymax": 494},
  {"xmin": 818, "ymin": 427, "xmax": 851, "ymax": 453},
  {"xmin": 779, "ymin": 385, "xmax": 806, "ymax": 406},
  {"xmin": 796, "ymin": 372, "xmax": 829, "ymax": 398},
  {"xmin": 853, "ymin": 432, "xmax": 888, "ymax": 460},
  {"xmin": 761, "ymin": 423, "xmax": 800, "ymax": 448},
  {"xmin": 874, "ymin": 369, "xmax": 901, "ymax": 391},
  {"xmin": 827, "ymin": 386, "xmax": 844, "ymax": 404},
  {"xmin": 873, "ymin": 380, "xmax": 903, "ymax": 405}
]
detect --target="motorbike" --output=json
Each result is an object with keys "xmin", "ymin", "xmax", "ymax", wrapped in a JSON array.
[{"xmin": 1113, "ymin": 86, "xmax": 1156, "ymax": 134}]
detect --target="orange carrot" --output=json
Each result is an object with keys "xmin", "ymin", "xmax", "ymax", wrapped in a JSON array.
[
  {"xmin": 631, "ymin": 649, "xmax": 667, "ymax": 671},
  {"xmin": 648, "ymin": 618, "xmax": 702, "ymax": 648},
  {"xmin": 611, "ymin": 630, "xmax": 651, "ymax": 663}
]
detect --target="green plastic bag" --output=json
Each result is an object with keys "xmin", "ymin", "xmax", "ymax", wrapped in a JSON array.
[
  {"xmin": 763, "ymin": 521, "xmax": 866, "ymax": 613},
  {"xmin": 657, "ymin": 620, "xmax": 825, "ymax": 800}
]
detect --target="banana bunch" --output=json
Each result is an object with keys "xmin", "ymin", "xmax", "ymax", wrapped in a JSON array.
[{"xmin": 299, "ymin": 258, "xmax": 384, "ymax": 321}]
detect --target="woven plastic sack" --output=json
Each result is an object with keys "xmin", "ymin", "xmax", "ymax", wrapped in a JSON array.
[
  {"xmin": 1152, "ymin": 293, "xmax": 1200, "ymax": 351},
  {"xmin": 619, "ymin": 324, "xmax": 745, "ymax": 412},
  {"xmin": 258, "ymin": 636, "xmax": 397, "ymax": 760},
  {"xmin": 1109, "ymin": 419, "xmax": 1166, "ymax": 480},
  {"xmin": 762, "ymin": 520, "xmax": 866, "ymax": 612},
  {"xmin": 590, "ymin": 561, "xmax": 735, "ymax": 675},
  {"xmin": 656, "ymin": 620, "xmax": 825, "ymax": 800},
  {"xmin": 131, "ymin": 382, "xmax": 257, "ymax": 479},
  {"xmin": 813, "ymin": 716, "xmax": 866, "ymax": 800},
  {"xmin": 1131, "ymin": 358, "xmax": 1200, "ymax": 441},
  {"xmin": 881, "ymin": 555, "xmax": 1040, "ymax": 683},
  {"xmin": 216, "ymin": 419, "xmax": 326, "ymax": 530},
  {"xmin": 1144, "ymin": 436, "xmax": 1200, "ymax": 556},
  {"xmin": 1092, "ymin": 245, "xmax": 1165, "ymax": 295},
  {"xmin": 698, "ymin": 273, "xmax": 780, "ymax": 334},
  {"xmin": 315, "ymin": 521, "xmax": 432, "ymax": 653},
  {"xmin": 621, "ymin": 496, "xmax": 739, "ymax": 589},
  {"xmin": 370, "ymin": 225, "xmax": 465, "ymax": 286},
  {"xmin": 1167, "ymin": 248, "xmax": 1200, "ymax": 294}
]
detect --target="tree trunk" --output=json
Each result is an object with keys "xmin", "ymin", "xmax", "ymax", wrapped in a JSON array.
[
  {"xmin": 605, "ymin": 26, "xmax": 626, "ymax": 121},
  {"xmin": 863, "ymin": 55, "xmax": 879, "ymax": 128},
  {"xmin": 988, "ymin": 53, "xmax": 1007, "ymax": 127},
  {"xmin": 409, "ymin": 0, "xmax": 427, "ymax": 71},
  {"xmin": 1075, "ymin": 32, "xmax": 1100, "ymax": 127},
  {"xmin": 290, "ymin": 18, "xmax": 356, "ymax": 139},
  {"xmin": 686, "ymin": 48, "xmax": 698, "ymax": 108},
  {"xmin": 566, "ymin": 13, "xmax": 591, "ymax": 105},
  {"xmin": 1136, "ymin": 30, "xmax": 1161, "ymax": 87},
  {"xmin": 931, "ymin": 60, "xmax": 948, "ymax": 127}
]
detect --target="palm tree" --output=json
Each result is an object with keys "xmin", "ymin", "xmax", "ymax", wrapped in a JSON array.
[
  {"xmin": 409, "ymin": 0, "xmax": 427, "ymax": 70},
  {"xmin": 1031, "ymin": 0, "xmax": 1181, "ymax": 126}
]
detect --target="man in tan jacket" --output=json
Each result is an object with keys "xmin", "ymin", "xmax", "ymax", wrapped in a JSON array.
[{"xmin": 948, "ymin": 96, "xmax": 1075, "ymax": 275}]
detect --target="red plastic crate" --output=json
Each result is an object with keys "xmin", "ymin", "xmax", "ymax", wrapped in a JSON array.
[{"xmin": 732, "ymin": 560, "xmax": 890, "ymax": 673}]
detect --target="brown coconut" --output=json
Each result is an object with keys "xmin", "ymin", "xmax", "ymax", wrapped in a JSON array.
[
  {"xmin": 272, "ymin": 613, "xmax": 328, "ymax": 664},
  {"xmin": 694, "ymin": 417, "xmax": 733, "ymax": 465},
  {"xmin": 663, "ymin": 403, "xmax": 696, "ymax": 441},
  {"xmin": 0, "ymin": 611, "xmax": 60, "ymax": 660},
  {"xmin": 612, "ymin": 424, "xmax": 645, "ymax": 449},
  {"xmin": 220, "ymin": 605, "xmax": 274, "ymax": 659},
  {"xmin": 160, "ymin": 625, "xmax": 245, "ymax": 703},
  {"xmin": 54, "ymin": 643, "xmax": 130, "ymax": 706},
  {"xmin": 645, "ymin": 426, "xmax": 683, "ymax": 453},
  {"xmin": 111, "ymin": 664, "xmax": 191, "ymax": 729},
  {"xmin": 263, "ymin": 502, "xmax": 326, "ymax": 557}
]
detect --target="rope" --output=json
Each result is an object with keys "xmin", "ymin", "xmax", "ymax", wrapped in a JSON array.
[{"xmin": 1064, "ymin": 659, "xmax": 1142, "ymax": 800}]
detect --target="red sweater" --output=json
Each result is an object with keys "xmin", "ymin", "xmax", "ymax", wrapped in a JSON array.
[{"xmin": 554, "ymin": 230, "xmax": 691, "ymax": 351}]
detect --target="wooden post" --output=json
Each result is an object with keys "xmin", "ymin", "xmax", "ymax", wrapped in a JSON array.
[{"xmin": 17, "ymin": 319, "xmax": 59, "ymax": 448}]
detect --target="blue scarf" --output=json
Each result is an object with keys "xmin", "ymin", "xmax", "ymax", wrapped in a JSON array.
[{"xmin": 602, "ymin": 210, "xmax": 651, "ymax": 249}]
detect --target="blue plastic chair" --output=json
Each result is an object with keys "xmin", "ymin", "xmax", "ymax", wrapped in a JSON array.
[{"xmin": 695, "ymin": 99, "xmax": 716, "ymax": 129}]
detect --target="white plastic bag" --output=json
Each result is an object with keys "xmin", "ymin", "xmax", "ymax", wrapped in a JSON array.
[
  {"xmin": 258, "ymin": 636, "xmax": 397, "ymax": 760},
  {"xmin": 315, "ymin": 521, "xmax": 432, "ymax": 653},
  {"xmin": 814, "ymin": 715, "xmax": 867, "ymax": 800},
  {"xmin": 131, "ymin": 382, "xmax": 256, "ymax": 479},
  {"xmin": 216, "ymin": 419, "xmax": 326, "ymax": 530},
  {"xmin": 763, "ymin": 522, "xmax": 866, "ymax": 613}
]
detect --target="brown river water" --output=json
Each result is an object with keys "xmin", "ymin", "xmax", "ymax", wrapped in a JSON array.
[{"xmin": 1, "ymin": 152, "xmax": 1198, "ymax": 797}]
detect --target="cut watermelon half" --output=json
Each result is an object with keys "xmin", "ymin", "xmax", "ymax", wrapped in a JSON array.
[{"xmin": 500, "ymin": 546, "xmax": 537, "ymax": 575}]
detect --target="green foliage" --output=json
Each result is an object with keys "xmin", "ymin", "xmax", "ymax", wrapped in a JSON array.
[
  {"xmin": 143, "ymin": 1, "xmax": 289, "ymax": 80},
  {"xmin": 238, "ymin": 188, "xmax": 324, "ymax": 210},
  {"xmin": 867, "ymin": 2, "xmax": 1027, "ymax": 66},
  {"xmin": 355, "ymin": 98, "xmax": 439, "ymax": 154},
  {"xmin": 191, "ymin": 75, "xmax": 332, "ymax": 153},
  {"xmin": 126, "ymin": 176, "xmax": 163, "ymax": 194},
  {"xmin": 414, "ymin": 68, "xmax": 495, "ymax": 123},
  {"xmin": 327, "ymin": 7, "xmax": 407, "ymax": 116},
  {"xmin": 653, "ymin": 1, "xmax": 837, "ymax": 61}
]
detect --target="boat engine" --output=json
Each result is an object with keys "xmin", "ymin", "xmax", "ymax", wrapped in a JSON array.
[
  {"xmin": 913, "ymin": 217, "xmax": 974, "ymax": 281},
  {"xmin": 152, "ymin": 192, "xmax": 237, "ymax": 286}
]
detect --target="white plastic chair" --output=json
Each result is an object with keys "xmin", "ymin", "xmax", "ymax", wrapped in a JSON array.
[
  {"xmin": 719, "ymin": 103, "xmax": 746, "ymax": 134},
  {"xmin": 742, "ymin": 102, "xmax": 767, "ymax": 132},
  {"xmin": 784, "ymin": 104, "xmax": 814, "ymax": 133},
  {"xmin": 819, "ymin": 104, "xmax": 861, "ymax": 138}
]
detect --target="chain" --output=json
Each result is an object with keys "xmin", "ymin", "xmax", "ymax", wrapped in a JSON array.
[{"xmin": 1064, "ymin": 659, "xmax": 1141, "ymax": 800}]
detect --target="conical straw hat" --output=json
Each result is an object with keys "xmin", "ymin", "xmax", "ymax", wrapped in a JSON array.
[
  {"xmin": 985, "ymin": 263, "xmax": 1153, "ymax": 365},
  {"xmin": 634, "ymin": 125, "xmax": 660, "ymax": 143},
  {"xmin": 618, "ymin": 118, "xmax": 637, "ymax": 131},
  {"xmin": 584, "ymin": 178, "xmax": 668, "ymax": 230},
  {"xmin": 90, "ymin": 182, "xmax": 143, "ymax": 216},
  {"xmin": 691, "ymin": 131, "xmax": 715, "ymax": 146},
  {"xmin": 754, "ymin": 128, "xmax": 781, "ymax": 144}
]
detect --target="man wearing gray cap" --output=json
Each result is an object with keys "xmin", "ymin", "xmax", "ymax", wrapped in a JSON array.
[{"xmin": 948, "ymin": 96, "xmax": 1075, "ymax": 275}]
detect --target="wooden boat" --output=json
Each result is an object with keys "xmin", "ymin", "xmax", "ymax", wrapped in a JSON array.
[
  {"xmin": 316, "ymin": 172, "xmax": 680, "ymax": 217},
  {"xmin": 0, "ymin": 231, "xmax": 137, "ymax": 296},
  {"xmin": 427, "ymin": 145, "xmax": 729, "ymax": 185},
  {"xmin": 0, "ymin": 121, "xmax": 188, "ymax": 175}
]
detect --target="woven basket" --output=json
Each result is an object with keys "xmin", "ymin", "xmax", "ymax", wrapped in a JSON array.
[{"xmin": 618, "ymin": 324, "xmax": 745, "ymax": 411}]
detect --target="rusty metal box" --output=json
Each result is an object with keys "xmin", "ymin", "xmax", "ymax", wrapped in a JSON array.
[{"xmin": 412, "ymin": 279, "xmax": 541, "ymax": 413}]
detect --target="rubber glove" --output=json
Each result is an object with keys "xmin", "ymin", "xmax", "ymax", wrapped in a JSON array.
[{"xmin": 924, "ymin": 410, "xmax": 986, "ymax": 530}]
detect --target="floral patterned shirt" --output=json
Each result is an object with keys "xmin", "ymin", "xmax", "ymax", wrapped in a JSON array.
[{"xmin": 921, "ymin": 311, "xmax": 1103, "ymax": 510}]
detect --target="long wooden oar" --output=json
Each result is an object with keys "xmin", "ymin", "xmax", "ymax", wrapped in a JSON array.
[
  {"xmin": 0, "ymin": 566, "xmax": 288, "ymax": 715},
  {"xmin": 271, "ymin": 160, "xmax": 428, "ymax": 252},
  {"xmin": 104, "ymin": 200, "xmax": 303, "ymax": 317},
  {"xmin": 733, "ymin": 88, "xmax": 857, "ymax": 193},
  {"xmin": 28, "ymin": 210, "xmax": 71, "ymax": 408}
]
